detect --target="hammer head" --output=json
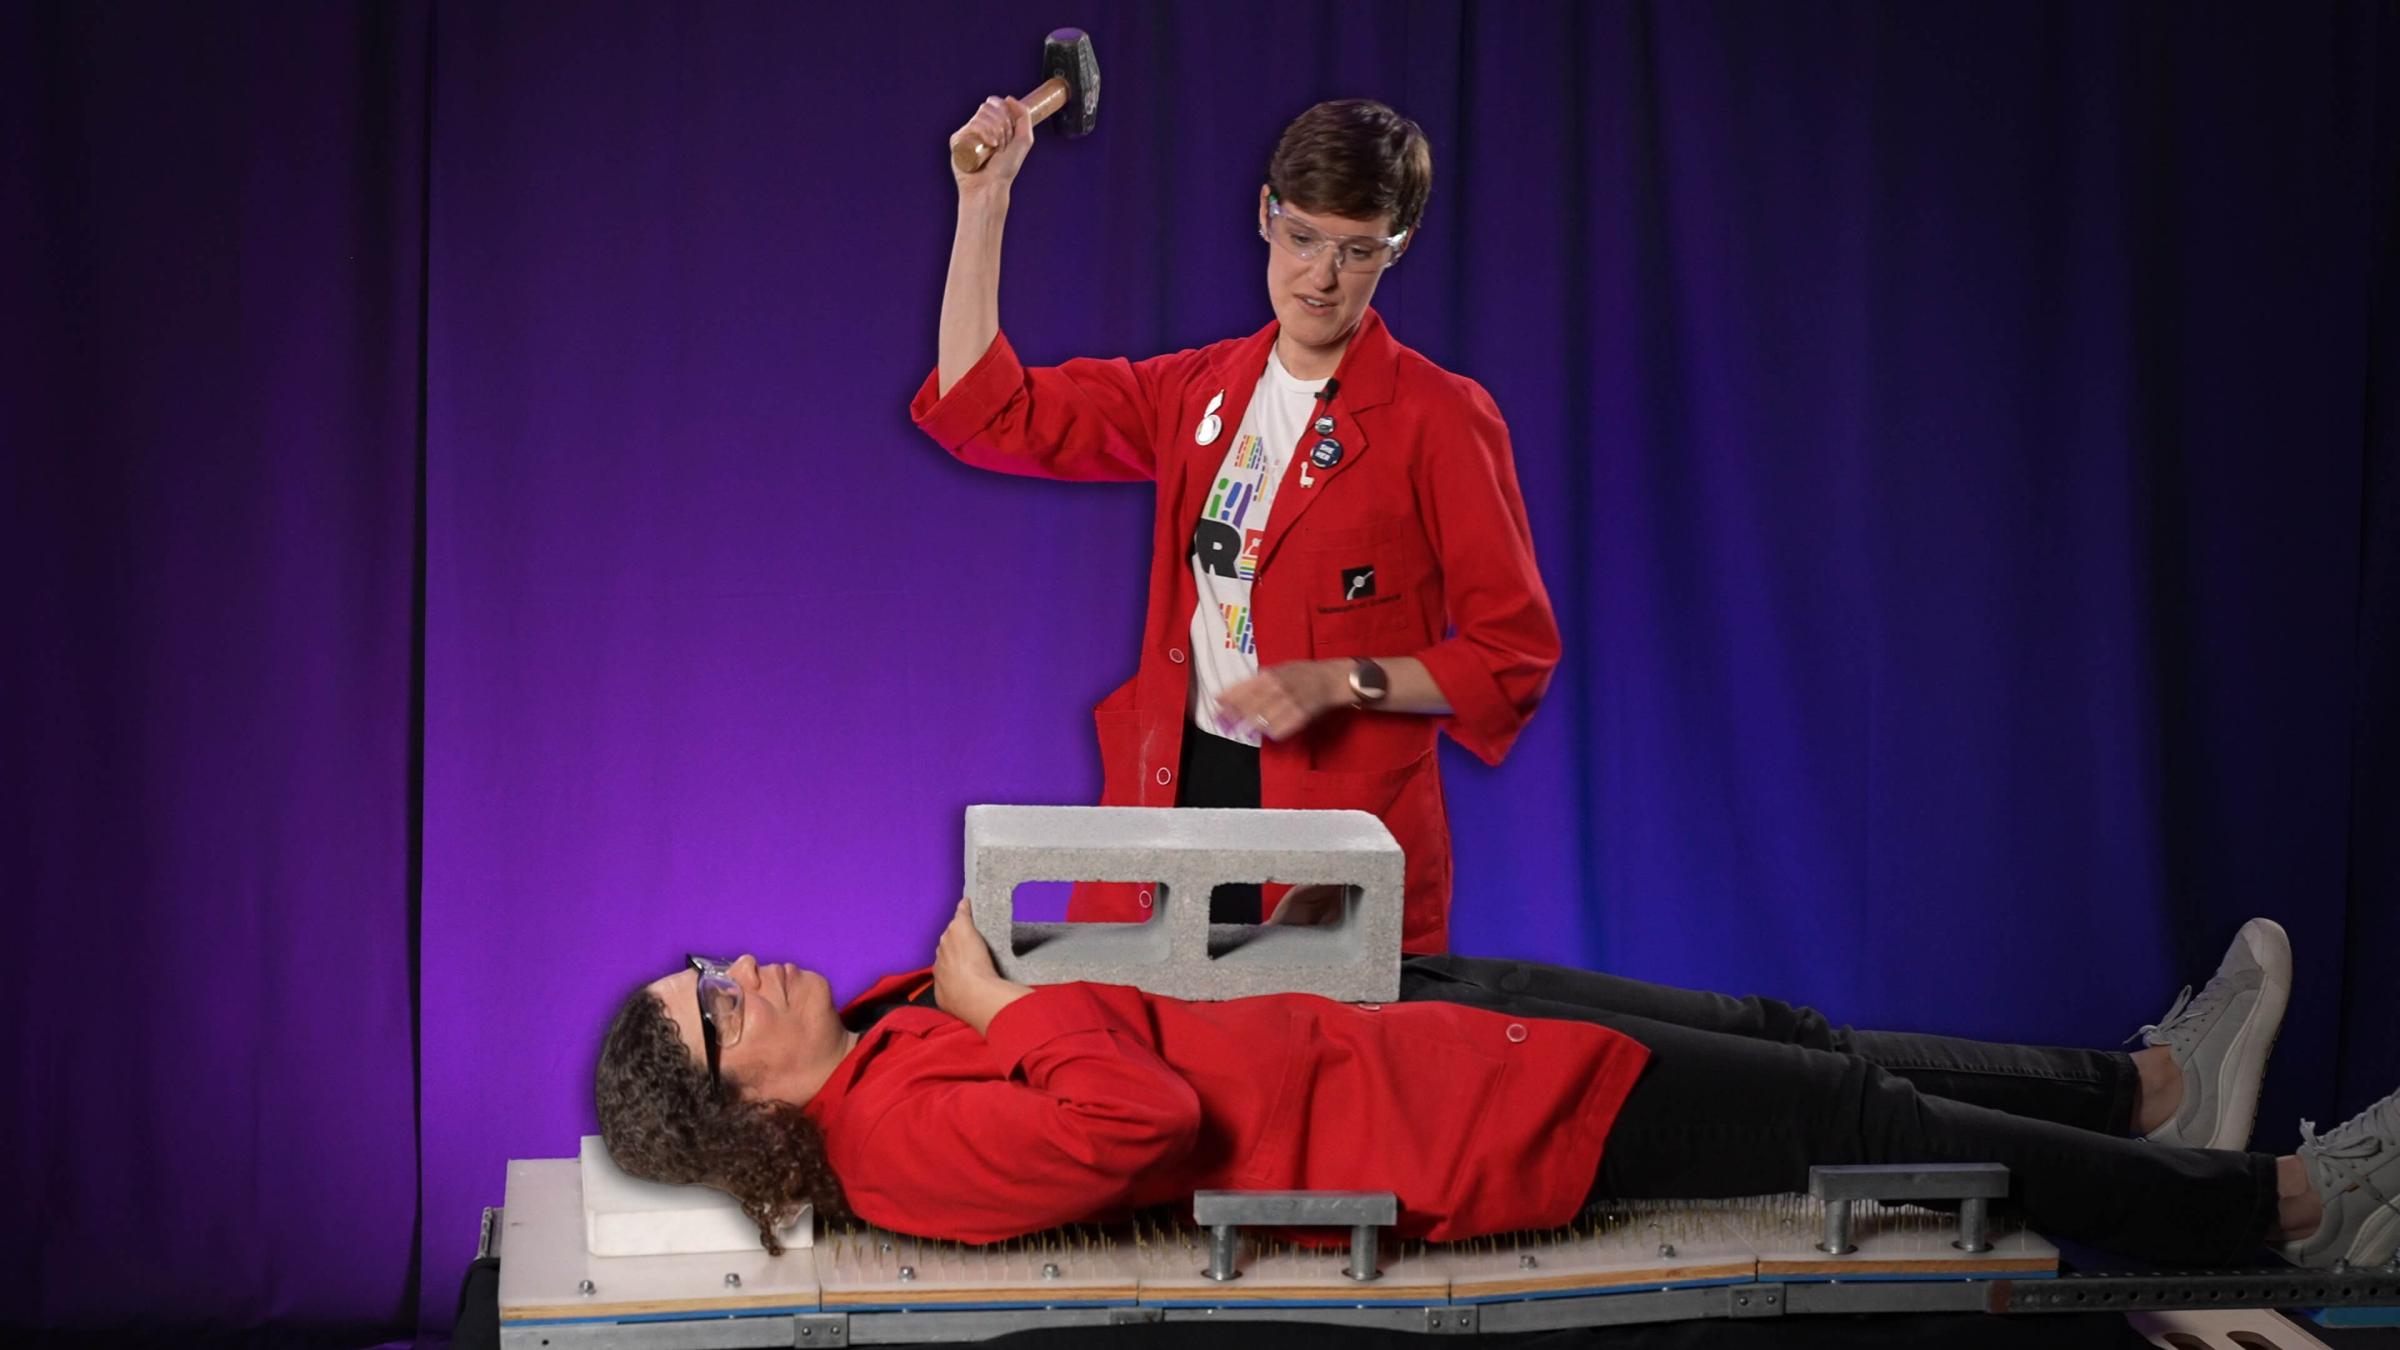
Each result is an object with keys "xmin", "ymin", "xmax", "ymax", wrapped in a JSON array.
[{"xmin": 1043, "ymin": 28, "xmax": 1101, "ymax": 138}]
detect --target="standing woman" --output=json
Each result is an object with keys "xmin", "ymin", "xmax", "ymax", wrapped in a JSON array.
[{"xmin": 912, "ymin": 97, "xmax": 1556, "ymax": 953}]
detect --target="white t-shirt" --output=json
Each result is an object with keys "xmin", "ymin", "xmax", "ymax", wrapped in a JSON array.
[{"xmin": 1188, "ymin": 350, "xmax": 1327, "ymax": 745}]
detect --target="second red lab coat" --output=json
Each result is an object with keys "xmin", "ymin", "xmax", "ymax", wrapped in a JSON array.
[
  {"xmin": 811, "ymin": 973, "xmax": 1649, "ymax": 1245},
  {"xmin": 911, "ymin": 312, "xmax": 1559, "ymax": 953}
]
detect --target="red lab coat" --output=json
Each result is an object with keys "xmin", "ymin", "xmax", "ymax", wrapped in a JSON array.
[
  {"xmin": 910, "ymin": 312, "xmax": 1560, "ymax": 953},
  {"xmin": 810, "ymin": 972, "xmax": 1649, "ymax": 1245}
]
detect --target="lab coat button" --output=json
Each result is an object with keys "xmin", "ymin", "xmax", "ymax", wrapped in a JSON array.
[
  {"xmin": 1155, "ymin": 767, "xmax": 1173, "ymax": 786},
  {"xmin": 1359, "ymin": 1003, "xmax": 1382, "ymax": 1012},
  {"xmin": 1169, "ymin": 647, "xmax": 1186, "ymax": 664},
  {"xmin": 1137, "ymin": 889, "xmax": 1154, "ymax": 909},
  {"xmin": 1505, "ymin": 1023, "xmax": 1529, "ymax": 1044}
]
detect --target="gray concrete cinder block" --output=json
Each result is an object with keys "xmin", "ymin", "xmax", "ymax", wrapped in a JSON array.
[{"xmin": 965, "ymin": 805, "xmax": 1404, "ymax": 1002}]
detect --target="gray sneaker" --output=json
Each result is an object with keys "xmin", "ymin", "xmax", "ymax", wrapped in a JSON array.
[
  {"xmin": 2277, "ymin": 1086, "xmax": 2400, "ymax": 1269},
  {"xmin": 2139, "ymin": 918, "xmax": 2291, "ymax": 1150}
]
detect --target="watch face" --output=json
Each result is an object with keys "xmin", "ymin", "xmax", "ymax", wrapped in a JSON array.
[{"xmin": 1351, "ymin": 660, "xmax": 1390, "ymax": 701}]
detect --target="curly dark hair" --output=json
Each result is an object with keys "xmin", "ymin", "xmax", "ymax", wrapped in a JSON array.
[
  {"xmin": 593, "ymin": 985, "xmax": 850, "ymax": 1254},
  {"xmin": 1268, "ymin": 98, "xmax": 1433, "ymax": 239}
]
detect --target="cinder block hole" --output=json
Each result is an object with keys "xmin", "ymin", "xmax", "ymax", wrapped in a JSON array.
[
  {"xmin": 1006, "ymin": 880, "xmax": 1167, "ymax": 957},
  {"xmin": 1205, "ymin": 883, "xmax": 1364, "ymax": 954},
  {"xmin": 1201, "ymin": 880, "xmax": 1268, "ymax": 925},
  {"xmin": 1009, "ymin": 879, "xmax": 1077, "ymax": 922}
]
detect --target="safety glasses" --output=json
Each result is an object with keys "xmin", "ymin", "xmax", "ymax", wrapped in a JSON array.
[
  {"xmin": 687, "ymin": 953, "xmax": 745, "ymax": 1086},
  {"xmin": 1260, "ymin": 192, "xmax": 1410, "ymax": 273}
]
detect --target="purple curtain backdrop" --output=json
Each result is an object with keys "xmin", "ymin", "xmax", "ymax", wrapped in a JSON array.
[
  {"xmin": 3, "ymin": 1, "xmax": 429, "ymax": 1343},
  {"xmin": 7, "ymin": 1, "xmax": 2396, "ymax": 1344}
]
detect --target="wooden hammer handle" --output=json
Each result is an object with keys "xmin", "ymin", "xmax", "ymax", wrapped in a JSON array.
[{"xmin": 950, "ymin": 75, "xmax": 1070, "ymax": 175}]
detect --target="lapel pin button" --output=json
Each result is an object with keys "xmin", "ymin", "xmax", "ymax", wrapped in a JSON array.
[{"xmin": 1195, "ymin": 390, "xmax": 1226, "ymax": 446}]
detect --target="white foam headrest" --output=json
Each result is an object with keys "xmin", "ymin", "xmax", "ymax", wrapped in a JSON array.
[{"xmin": 579, "ymin": 1135, "xmax": 811, "ymax": 1256}]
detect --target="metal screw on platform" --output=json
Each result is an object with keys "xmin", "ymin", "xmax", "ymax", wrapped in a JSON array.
[
  {"xmin": 1952, "ymin": 1197, "xmax": 1992, "ymax": 1254},
  {"xmin": 1205, "ymin": 1225, "xmax": 1242, "ymax": 1282},
  {"xmin": 897, "ymin": 1265, "xmax": 916, "ymax": 1282},
  {"xmin": 1658, "ymin": 1243, "xmax": 1676, "ymax": 1259},
  {"xmin": 1345, "ymin": 1223, "xmax": 1383, "ymax": 1283},
  {"xmin": 724, "ymin": 1273, "xmax": 741, "ymax": 1289},
  {"xmin": 1519, "ymin": 1254, "xmax": 1539, "ymax": 1270},
  {"xmin": 1818, "ymin": 1199, "xmax": 1856, "ymax": 1255},
  {"xmin": 576, "ymin": 1279, "xmax": 595, "ymax": 1296},
  {"xmin": 1043, "ymin": 1263, "xmax": 1061, "ymax": 1280}
]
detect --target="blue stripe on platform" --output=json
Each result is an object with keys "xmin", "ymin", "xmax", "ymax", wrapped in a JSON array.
[
  {"xmin": 1762, "ymin": 1269, "xmax": 2058, "ymax": 1284},
  {"xmin": 1142, "ymin": 1297, "xmax": 1439, "ymax": 1309},
  {"xmin": 1452, "ymin": 1275, "xmax": 1755, "ymax": 1304},
  {"xmin": 2309, "ymin": 1305, "xmax": 2400, "ymax": 1327},
  {"xmin": 830, "ymin": 1297, "xmax": 1137, "ymax": 1306},
  {"xmin": 508, "ymin": 1304, "xmax": 818, "ymax": 1327},
  {"xmin": 517, "ymin": 1297, "xmax": 1150, "ymax": 1324},
  {"xmin": 502, "ymin": 1272, "xmax": 2057, "ymax": 1324},
  {"xmin": 829, "ymin": 1298, "xmax": 1142, "ymax": 1313}
]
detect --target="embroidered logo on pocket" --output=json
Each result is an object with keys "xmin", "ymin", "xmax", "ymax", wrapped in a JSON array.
[{"xmin": 1341, "ymin": 565, "xmax": 1377, "ymax": 600}]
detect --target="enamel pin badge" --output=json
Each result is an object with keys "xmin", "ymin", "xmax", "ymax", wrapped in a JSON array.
[
  {"xmin": 1195, "ymin": 390, "xmax": 1225, "ymax": 446},
  {"xmin": 1310, "ymin": 437, "xmax": 1344, "ymax": 469}
]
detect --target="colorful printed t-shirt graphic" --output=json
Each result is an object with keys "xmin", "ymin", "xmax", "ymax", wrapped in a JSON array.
[{"xmin": 1188, "ymin": 350, "xmax": 1325, "ymax": 746}]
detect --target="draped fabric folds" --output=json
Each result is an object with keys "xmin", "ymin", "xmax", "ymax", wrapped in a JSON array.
[
  {"xmin": 4, "ymin": 2, "xmax": 2393, "ymax": 1342},
  {"xmin": 2, "ymin": 2, "xmax": 429, "ymax": 1341}
]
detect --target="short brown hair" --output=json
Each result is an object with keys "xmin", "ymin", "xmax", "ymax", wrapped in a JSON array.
[
  {"xmin": 594, "ymin": 987, "xmax": 849, "ymax": 1253},
  {"xmin": 1268, "ymin": 99, "xmax": 1433, "ymax": 238}
]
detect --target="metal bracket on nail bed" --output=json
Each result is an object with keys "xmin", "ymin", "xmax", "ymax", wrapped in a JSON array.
[
  {"xmin": 1808, "ymin": 1163, "xmax": 2011, "ymax": 1255},
  {"xmin": 1192, "ymin": 1190, "xmax": 1399, "ymax": 1283}
]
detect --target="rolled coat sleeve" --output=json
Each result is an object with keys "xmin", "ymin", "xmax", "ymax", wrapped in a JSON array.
[
  {"xmin": 1409, "ymin": 380, "xmax": 1561, "ymax": 764},
  {"xmin": 835, "ymin": 986, "xmax": 1203, "ymax": 1242},
  {"xmin": 910, "ymin": 332, "xmax": 1186, "ymax": 484}
]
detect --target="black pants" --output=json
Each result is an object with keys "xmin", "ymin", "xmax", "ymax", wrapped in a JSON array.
[
  {"xmin": 1399, "ymin": 955, "xmax": 2281, "ymax": 1266},
  {"xmin": 1177, "ymin": 728, "xmax": 1263, "ymax": 923}
]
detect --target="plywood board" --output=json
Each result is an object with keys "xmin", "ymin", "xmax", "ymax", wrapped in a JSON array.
[{"xmin": 1443, "ymin": 1202, "xmax": 1761, "ymax": 1301}]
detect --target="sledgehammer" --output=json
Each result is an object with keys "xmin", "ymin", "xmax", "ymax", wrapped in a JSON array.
[{"xmin": 949, "ymin": 28, "xmax": 1101, "ymax": 174}]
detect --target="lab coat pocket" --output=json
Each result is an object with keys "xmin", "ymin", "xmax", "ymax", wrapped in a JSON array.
[
  {"xmin": 1302, "ymin": 523, "xmax": 1420, "ymax": 653},
  {"xmin": 1294, "ymin": 746, "xmax": 1433, "ymax": 816},
  {"xmin": 1296, "ymin": 748, "xmax": 1451, "ymax": 928}
]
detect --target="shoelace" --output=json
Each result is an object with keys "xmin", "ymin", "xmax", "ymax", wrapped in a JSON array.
[
  {"xmin": 2132, "ymin": 981, "xmax": 2222, "ymax": 1054},
  {"xmin": 2301, "ymin": 1087, "xmax": 2400, "ymax": 1181}
]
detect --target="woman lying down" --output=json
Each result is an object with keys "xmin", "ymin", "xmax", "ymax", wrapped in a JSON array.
[{"xmin": 594, "ymin": 903, "xmax": 2395, "ymax": 1271}]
